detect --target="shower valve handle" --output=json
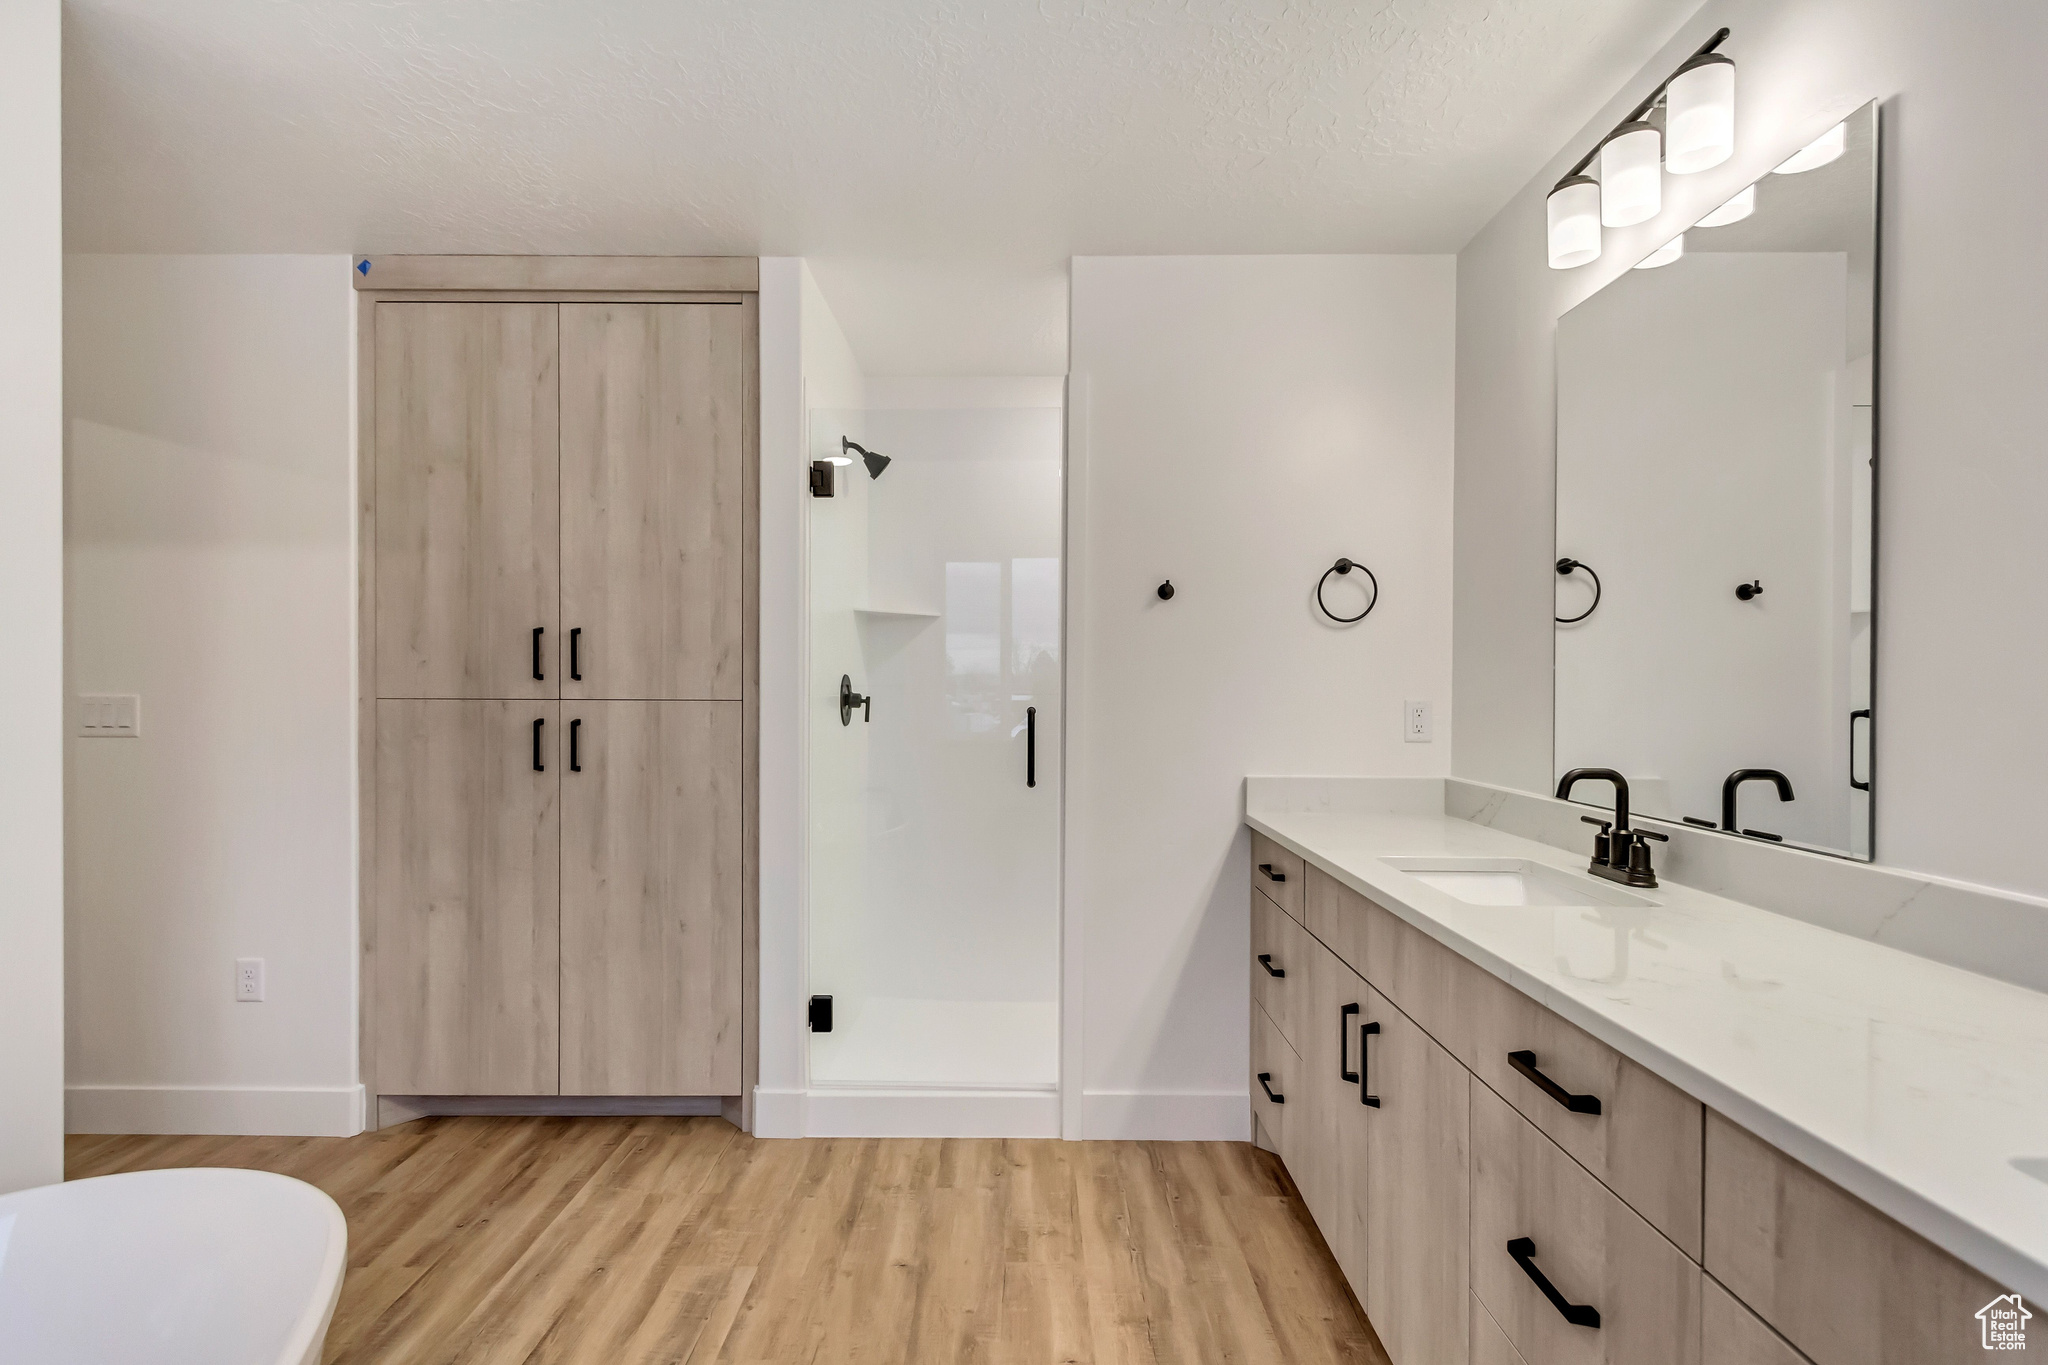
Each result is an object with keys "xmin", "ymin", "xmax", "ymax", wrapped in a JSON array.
[{"xmin": 839, "ymin": 674, "xmax": 871, "ymax": 726}]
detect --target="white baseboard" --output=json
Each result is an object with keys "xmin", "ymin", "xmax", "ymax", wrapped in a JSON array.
[
  {"xmin": 803, "ymin": 1087, "xmax": 1060, "ymax": 1138},
  {"xmin": 1081, "ymin": 1089, "xmax": 1250, "ymax": 1141},
  {"xmin": 67, "ymin": 1084, "xmax": 366, "ymax": 1138},
  {"xmin": 751, "ymin": 1086, "xmax": 808, "ymax": 1139}
]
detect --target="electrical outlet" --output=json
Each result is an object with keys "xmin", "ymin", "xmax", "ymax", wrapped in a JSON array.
[
  {"xmin": 235, "ymin": 958, "xmax": 265, "ymax": 1003},
  {"xmin": 79, "ymin": 693, "xmax": 141, "ymax": 738},
  {"xmin": 1404, "ymin": 700, "xmax": 1433, "ymax": 743}
]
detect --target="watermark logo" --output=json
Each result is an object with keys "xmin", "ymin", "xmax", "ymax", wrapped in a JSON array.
[{"xmin": 1979, "ymin": 1294, "xmax": 2031, "ymax": 1351}]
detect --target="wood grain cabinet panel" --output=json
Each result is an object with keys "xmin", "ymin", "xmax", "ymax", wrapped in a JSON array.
[
  {"xmin": 559, "ymin": 701, "xmax": 743, "ymax": 1095},
  {"xmin": 1473, "ymin": 1292, "xmax": 1532, "ymax": 1365},
  {"xmin": 1471, "ymin": 1082, "xmax": 1701, "ymax": 1365},
  {"xmin": 1252, "ymin": 996, "xmax": 1296, "ymax": 1157},
  {"xmin": 1294, "ymin": 930, "xmax": 1372, "ymax": 1295},
  {"xmin": 1251, "ymin": 883, "xmax": 1310, "ymax": 1053},
  {"xmin": 1251, "ymin": 829, "xmax": 1305, "ymax": 920},
  {"xmin": 1304, "ymin": 864, "xmax": 1377, "ymax": 984},
  {"xmin": 1702, "ymin": 1275, "xmax": 1812, "ymax": 1365},
  {"xmin": 1703, "ymin": 1110, "xmax": 2007, "ymax": 1365},
  {"xmin": 560, "ymin": 303, "xmax": 746, "ymax": 702},
  {"xmin": 372, "ymin": 700, "xmax": 560, "ymax": 1095},
  {"xmin": 375, "ymin": 303, "xmax": 560, "ymax": 699},
  {"xmin": 1365, "ymin": 984, "xmax": 1471, "ymax": 1365},
  {"xmin": 1465, "ymin": 960, "xmax": 1703, "ymax": 1258}
]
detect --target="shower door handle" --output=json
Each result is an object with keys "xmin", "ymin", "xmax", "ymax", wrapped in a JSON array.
[{"xmin": 1027, "ymin": 706, "xmax": 1037, "ymax": 788}]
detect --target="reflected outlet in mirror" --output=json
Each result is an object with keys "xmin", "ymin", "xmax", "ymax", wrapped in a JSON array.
[{"xmin": 1381, "ymin": 857, "xmax": 1657, "ymax": 908}]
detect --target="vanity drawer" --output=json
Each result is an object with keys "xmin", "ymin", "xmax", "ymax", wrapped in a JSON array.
[
  {"xmin": 1471, "ymin": 1082, "xmax": 1702, "ymax": 1365},
  {"xmin": 1465, "ymin": 962, "xmax": 1702, "ymax": 1258},
  {"xmin": 1250, "ymin": 883, "xmax": 1309, "ymax": 1051},
  {"xmin": 1250, "ymin": 829, "xmax": 1304, "ymax": 919},
  {"xmin": 1703, "ymin": 1110, "xmax": 2005, "ymax": 1365},
  {"xmin": 1250, "ymin": 995, "xmax": 1297, "ymax": 1157},
  {"xmin": 1702, "ymin": 1276, "xmax": 1811, "ymax": 1365}
]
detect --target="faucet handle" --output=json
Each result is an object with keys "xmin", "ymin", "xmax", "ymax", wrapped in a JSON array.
[
  {"xmin": 1579, "ymin": 815, "xmax": 1612, "ymax": 830},
  {"xmin": 1635, "ymin": 829, "xmax": 1668, "ymax": 843}
]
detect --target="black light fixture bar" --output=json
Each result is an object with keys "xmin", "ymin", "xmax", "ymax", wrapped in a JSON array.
[{"xmin": 1557, "ymin": 28, "xmax": 1731, "ymax": 187}]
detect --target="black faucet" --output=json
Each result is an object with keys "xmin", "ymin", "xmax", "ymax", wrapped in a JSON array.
[
  {"xmin": 1556, "ymin": 767, "xmax": 1667, "ymax": 888},
  {"xmin": 1722, "ymin": 769, "xmax": 1794, "ymax": 836}
]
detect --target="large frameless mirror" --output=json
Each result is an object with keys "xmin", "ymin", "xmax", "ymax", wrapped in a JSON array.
[{"xmin": 1554, "ymin": 99, "xmax": 1879, "ymax": 859}]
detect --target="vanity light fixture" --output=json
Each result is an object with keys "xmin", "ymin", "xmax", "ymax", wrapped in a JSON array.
[
  {"xmin": 1694, "ymin": 183, "xmax": 1756, "ymax": 227},
  {"xmin": 1545, "ymin": 27, "xmax": 1732, "ymax": 269},
  {"xmin": 1599, "ymin": 122, "xmax": 1664, "ymax": 226},
  {"xmin": 1634, "ymin": 234, "xmax": 1685, "ymax": 269},
  {"xmin": 1663, "ymin": 53, "xmax": 1737, "ymax": 173},
  {"xmin": 1774, "ymin": 120, "xmax": 1846, "ymax": 174},
  {"xmin": 1547, "ymin": 176, "xmax": 1604, "ymax": 269}
]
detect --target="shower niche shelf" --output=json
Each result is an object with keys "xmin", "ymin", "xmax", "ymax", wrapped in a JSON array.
[{"xmin": 854, "ymin": 606, "xmax": 941, "ymax": 619}]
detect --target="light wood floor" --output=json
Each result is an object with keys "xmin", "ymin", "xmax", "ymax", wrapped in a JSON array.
[{"xmin": 67, "ymin": 1118, "xmax": 1388, "ymax": 1365}]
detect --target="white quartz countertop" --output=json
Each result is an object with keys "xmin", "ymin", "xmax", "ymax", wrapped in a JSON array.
[{"xmin": 1246, "ymin": 796, "xmax": 2048, "ymax": 1301}]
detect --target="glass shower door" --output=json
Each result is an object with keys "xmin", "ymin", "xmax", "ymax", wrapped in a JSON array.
[{"xmin": 807, "ymin": 400, "xmax": 1062, "ymax": 1090}]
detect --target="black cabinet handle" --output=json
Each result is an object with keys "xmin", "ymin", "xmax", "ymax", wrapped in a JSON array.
[
  {"xmin": 531, "ymin": 716, "xmax": 545, "ymax": 772},
  {"xmin": 1257, "ymin": 863, "xmax": 1287, "ymax": 883},
  {"xmin": 1508, "ymin": 1050, "xmax": 1602, "ymax": 1115},
  {"xmin": 1027, "ymin": 705, "xmax": 1037, "ymax": 788},
  {"xmin": 1507, "ymin": 1238, "xmax": 1600, "ymax": 1328},
  {"xmin": 531, "ymin": 626, "xmax": 545, "ymax": 681},
  {"xmin": 569, "ymin": 718, "xmax": 582, "ymax": 772},
  {"xmin": 1257, "ymin": 1072, "xmax": 1284, "ymax": 1105},
  {"xmin": 1850, "ymin": 708, "xmax": 1871, "ymax": 791},
  {"xmin": 569, "ymin": 627, "xmax": 582, "ymax": 682},
  {"xmin": 1359, "ymin": 1021, "xmax": 1381, "ymax": 1108},
  {"xmin": 1257, "ymin": 954, "xmax": 1285, "ymax": 978},
  {"xmin": 1339, "ymin": 1003, "xmax": 1360, "ymax": 1083}
]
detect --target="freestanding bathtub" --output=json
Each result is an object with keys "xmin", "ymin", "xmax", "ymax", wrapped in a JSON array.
[{"xmin": 0, "ymin": 1166, "xmax": 348, "ymax": 1365}]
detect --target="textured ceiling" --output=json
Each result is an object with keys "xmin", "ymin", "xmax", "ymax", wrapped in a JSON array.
[{"xmin": 63, "ymin": 0, "xmax": 1698, "ymax": 372}]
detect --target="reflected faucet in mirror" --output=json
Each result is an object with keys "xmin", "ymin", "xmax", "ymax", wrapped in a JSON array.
[
  {"xmin": 1722, "ymin": 768, "xmax": 1794, "ymax": 837},
  {"xmin": 1556, "ymin": 767, "xmax": 1668, "ymax": 888}
]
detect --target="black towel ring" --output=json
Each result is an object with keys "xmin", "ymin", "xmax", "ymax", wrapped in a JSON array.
[
  {"xmin": 1555, "ymin": 557, "xmax": 1601, "ymax": 624},
  {"xmin": 1317, "ymin": 558, "xmax": 1379, "ymax": 624}
]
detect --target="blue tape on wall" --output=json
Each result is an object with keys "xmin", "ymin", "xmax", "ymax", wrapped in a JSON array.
[{"xmin": 357, "ymin": 260, "xmax": 371, "ymax": 275}]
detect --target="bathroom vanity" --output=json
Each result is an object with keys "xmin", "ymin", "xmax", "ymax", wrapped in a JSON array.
[{"xmin": 1245, "ymin": 778, "xmax": 2043, "ymax": 1365}]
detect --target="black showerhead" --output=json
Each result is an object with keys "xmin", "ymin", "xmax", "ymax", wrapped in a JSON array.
[{"xmin": 842, "ymin": 436, "xmax": 891, "ymax": 480}]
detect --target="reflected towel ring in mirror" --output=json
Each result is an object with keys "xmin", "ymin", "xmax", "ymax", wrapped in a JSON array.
[
  {"xmin": 1555, "ymin": 557, "xmax": 1601, "ymax": 624},
  {"xmin": 1317, "ymin": 558, "xmax": 1379, "ymax": 624}
]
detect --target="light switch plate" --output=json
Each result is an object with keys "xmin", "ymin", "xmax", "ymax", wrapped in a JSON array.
[
  {"xmin": 1404, "ymin": 700, "xmax": 1433, "ymax": 743},
  {"xmin": 79, "ymin": 694, "xmax": 141, "ymax": 738}
]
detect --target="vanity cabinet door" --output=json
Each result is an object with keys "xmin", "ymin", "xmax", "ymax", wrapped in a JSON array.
[
  {"xmin": 1294, "ymin": 931, "xmax": 1372, "ymax": 1298},
  {"xmin": 1471, "ymin": 1083, "xmax": 1701, "ymax": 1365},
  {"xmin": 1701, "ymin": 1277, "xmax": 1811, "ymax": 1365},
  {"xmin": 1365, "ymin": 984, "xmax": 1471, "ymax": 1365}
]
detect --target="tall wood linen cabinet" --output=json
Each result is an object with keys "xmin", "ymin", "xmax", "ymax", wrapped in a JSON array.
[{"xmin": 356, "ymin": 257, "xmax": 759, "ymax": 1124}]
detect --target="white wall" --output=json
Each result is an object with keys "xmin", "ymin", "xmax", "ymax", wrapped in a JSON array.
[
  {"xmin": 1069, "ymin": 256, "xmax": 1456, "ymax": 1139},
  {"xmin": 1453, "ymin": 0, "xmax": 2048, "ymax": 899},
  {"xmin": 0, "ymin": 0, "xmax": 66, "ymax": 1192},
  {"xmin": 64, "ymin": 256, "xmax": 360, "ymax": 1136}
]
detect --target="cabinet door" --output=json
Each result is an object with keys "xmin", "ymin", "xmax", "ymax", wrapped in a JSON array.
[
  {"xmin": 373, "ymin": 700, "xmax": 560, "ymax": 1095},
  {"xmin": 1366, "ymin": 984, "xmax": 1471, "ymax": 1365},
  {"xmin": 560, "ymin": 701, "xmax": 743, "ymax": 1094},
  {"xmin": 559, "ymin": 303, "xmax": 746, "ymax": 701},
  {"xmin": 1295, "ymin": 933, "xmax": 1372, "ymax": 1296},
  {"xmin": 375, "ymin": 303, "xmax": 559, "ymax": 699},
  {"xmin": 1702, "ymin": 1277, "xmax": 1812, "ymax": 1365}
]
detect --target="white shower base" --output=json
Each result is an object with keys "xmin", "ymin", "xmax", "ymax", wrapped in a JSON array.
[{"xmin": 810, "ymin": 996, "xmax": 1059, "ymax": 1090}]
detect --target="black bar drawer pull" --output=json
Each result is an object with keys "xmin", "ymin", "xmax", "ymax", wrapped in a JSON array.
[
  {"xmin": 531, "ymin": 626, "xmax": 545, "ymax": 681},
  {"xmin": 569, "ymin": 627, "xmax": 582, "ymax": 682},
  {"xmin": 1257, "ymin": 1072, "xmax": 1284, "ymax": 1105},
  {"xmin": 1359, "ymin": 1021, "xmax": 1381, "ymax": 1108},
  {"xmin": 569, "ymin": 718, "xmax": 582, "ymax": 772},
  {"xmin": 1507, "ymin": 1237, "xmax": 1600, "ymax": 1328},
  {"xmin": 1257, "ymin": 863, "xmax": 1287, "ymax": 883},
  {"xmin": 531, "ymin": 716, "xmax": 545, "ymax": 772},
  {"xmin": 1339, "ymin": 1003, "xmax": 1360, "ymax": 1082},
  {"xmin": 1027, "ymin": 706, "xmax": 1037, "ymax": 788},
  {"xmin": 1257, "ymin": 954, "xmax": 1285, "ymax": 978},
  {"xmin": 1508, "ymin": 1050, "xmax": 1602, "ymax": 1115}
]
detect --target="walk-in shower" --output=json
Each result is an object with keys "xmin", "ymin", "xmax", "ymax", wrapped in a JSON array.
[{"xmin": 806, "ymin": 387, "xmax": 1063, "ymax": 1097}]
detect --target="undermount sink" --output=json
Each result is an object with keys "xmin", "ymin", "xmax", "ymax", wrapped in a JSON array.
[{"xmin": 1380, "ymin": 857, "xmax": 1656, "ymax": 908}]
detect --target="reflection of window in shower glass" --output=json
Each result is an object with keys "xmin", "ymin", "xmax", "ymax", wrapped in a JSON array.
[
  {"xmin": 1012, "ymin": 558, "xmax": 1059, "ymax": 700},
  {"xmin": 946, "ymin": 561, "xmax": 1003, "ymax": 735}
]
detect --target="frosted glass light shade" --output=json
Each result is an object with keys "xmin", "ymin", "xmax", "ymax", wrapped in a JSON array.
[
  {"xmin": 1694, "ymin": 184, "xmax": 1756, "ymax": 228},
  {"xmin": 1634, "ymin": 234, "xmax": 1685, "ymax": 269},
  {"xmin": 1599, "ymin": 122, "xmax": 1663, "ymax": 226},
  {"xmin": 1547, "ymin": 176, "xmax": 1603, "ymax": 269},
  {"xmin": 1775, "ymin": 121, "xmax": 1846, "ymax": 174},
  {"xmin": 1665, "ymin": 54, "xmax": 1736, "ymax": 174}
]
